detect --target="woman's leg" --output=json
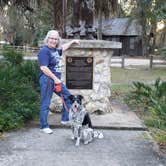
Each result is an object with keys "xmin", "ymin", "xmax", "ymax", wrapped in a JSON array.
[{"xmin": 39, "ymin": 75, "xmax": 54, "ymax": 129}]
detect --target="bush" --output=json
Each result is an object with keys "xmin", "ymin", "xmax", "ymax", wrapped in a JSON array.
[
  {"xmin": 18, "ymin": 60, "xmax": 39, "ymax": 91},
  {"xmin": 2, "ymin": 46, "xmax": 23, "ymax": 66},
  {"xmin": 0, "ymin": 48, "xmax": 39, "ymax": 131},
  {"xmin": 125, "ymin": 78, "xmax": 166, "ymax": 129},
  {"xmin": 32, "ymin": 25, "xmax": 51, "ymax": 46},
  {"xmin": 0, "ymin": 108, "xmax": 23, "ymax": 131}
]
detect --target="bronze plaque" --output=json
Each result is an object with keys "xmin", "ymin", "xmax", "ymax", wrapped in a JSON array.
[{"xmin": 66, "ymin": 56, "xmax": 93, "ymax": 89}]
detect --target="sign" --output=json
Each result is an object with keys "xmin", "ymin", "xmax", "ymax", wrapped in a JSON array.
[{"xmin": 66, "ymin": 56, "xmax": 93, "ymax": 89}]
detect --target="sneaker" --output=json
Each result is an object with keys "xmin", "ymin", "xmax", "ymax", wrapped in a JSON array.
[
  {"xmin": 48, "ymin": 111, "xmax": 54, "ymax": 115},
  {"xmin": 61, "ymin": 121, "xmax": 70, "ymax": 125},
  {"xmin": 41, "ymin": 128, "xmax": 53, "ymax": 134}
]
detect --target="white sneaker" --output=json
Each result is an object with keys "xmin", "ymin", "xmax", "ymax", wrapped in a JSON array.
[
  {"xmin": 41, "ymin": 128, "xmax": 53, "ymax": 134},
  {"xmin": 48, "ymin": 111, "xmax": 54, "ymax": 115},
  {"xmin": 61, "ymin": 121, "xmax": 70, "ymax": 125}
]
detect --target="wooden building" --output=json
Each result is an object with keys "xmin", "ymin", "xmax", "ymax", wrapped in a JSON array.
[{"xmin": 98, "ymin": 18, "xmax": 143, "ymax": 56}]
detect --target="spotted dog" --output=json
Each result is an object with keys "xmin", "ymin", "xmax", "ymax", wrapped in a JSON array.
[{"xmin": 69, "ymin": 95, "xmax": 103, "ymax": 146}]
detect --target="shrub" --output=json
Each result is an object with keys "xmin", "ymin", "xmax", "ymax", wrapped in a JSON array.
[
  {"xmin": 18, "ymin": 60, "xmax": 39, "ymax": 91},
  {"xmin": 2, "ymin": 46, "xmax": 23, "ymax": 66},
  {"xmin": 0, "ymin": 107, "xmax": 24, "ymax": 131},
  {"xmin": 125, "ymin": 78, "xmax": 166, "ymax": 129},
  {"xmin": 0, "ymin": 49, "xmax": 39, "ymax": 131},
  {"xmin": 32, "ymin": 25, "xmax": 51, "ymax": 46}
]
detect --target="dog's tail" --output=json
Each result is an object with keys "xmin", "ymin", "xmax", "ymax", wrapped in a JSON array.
[{"xmin": 93, "ymin": 131, "xmax": 104, "ymax": 139}]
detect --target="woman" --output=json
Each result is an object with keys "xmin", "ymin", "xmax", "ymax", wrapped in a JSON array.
[{"xmin": 38, "ymin": 30, "xmax": 80, "ymax": 134}]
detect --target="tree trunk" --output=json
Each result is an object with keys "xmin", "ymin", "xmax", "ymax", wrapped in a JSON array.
[
  {"xmin": 140, "ymin": 9, "xmax": 147, "ymax": 56},
  {"xmin": 53, "ymin": 0, "xmax": 63, "ymax": 36},
  {"xmin": 62, "ymin": 0, "xmax": 67, "ymax": 38},
  {"xmin": 97, "ymin": 8, "xmax": 102, "ymax": 40},
  {"xmin": 151, "ymin": 21, "xmax": 157, "ymax": 54}
]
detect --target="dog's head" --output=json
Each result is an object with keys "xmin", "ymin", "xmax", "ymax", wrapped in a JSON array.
[{"xmin": 69, "ymin": 95, "xmax": 84, "ymax": 113}]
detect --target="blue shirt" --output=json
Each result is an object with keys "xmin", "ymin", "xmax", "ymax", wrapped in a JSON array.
[{"xmin": 37, "ymin": 45, "xmax": 62, "ymax": 79}]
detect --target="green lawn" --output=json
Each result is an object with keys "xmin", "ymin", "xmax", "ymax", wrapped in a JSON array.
[
  {"xmin": 111, "ymin": 67, "xmax": 166, "ymax": 95},
  {"xmin": 111, "ymin": 67, "xmax": 166, "ymax": 84}
]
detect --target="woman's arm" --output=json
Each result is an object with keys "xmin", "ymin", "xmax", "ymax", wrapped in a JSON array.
[
  {"xmin": 61, "ymin": 39, "xmax": 80, "ymax": 51},
  {"xmin": 40, "ymin": 66, "xmax": 61, "ymax": 84}
]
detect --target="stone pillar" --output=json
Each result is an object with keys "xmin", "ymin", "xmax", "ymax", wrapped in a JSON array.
[{"xmin": 51, "ymin": 40, "xmax": 122, "ymax": 113}]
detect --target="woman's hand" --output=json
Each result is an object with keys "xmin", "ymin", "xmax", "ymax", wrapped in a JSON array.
[
  {"xmin": 54, "ymin": 79, "xmax": 61, "ymax": 84},
  {"xmin": 40, "ymin": 66, "xmax": 62, "ymax": 84},
  {"xmin": 72, "ymin": 39, "xmax": 80, "ymax": 45},
  {"xmin": 62, "ymin": 39, "xmax": 80, "ymax": 51}
]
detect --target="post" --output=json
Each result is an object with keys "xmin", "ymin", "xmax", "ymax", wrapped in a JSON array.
[
  {"xmin": 122, "ymin": 55, "xmax": 125, "ymax": 68},
  {"xmin": 150, "ymin": 55, "xmax": 153, "ymax": 69}
]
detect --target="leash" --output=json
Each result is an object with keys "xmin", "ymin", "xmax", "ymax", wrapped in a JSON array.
[
  {"xmin": 45, "ymin": 77, "xmax": 69, "ymax": 112},
  {"xmin": 54, "ymin": 83, "xmax": 70, "ymax": 112},
  {"xmin": 60, "ymin": 94, "xmax": 70, "ymax": 112}
]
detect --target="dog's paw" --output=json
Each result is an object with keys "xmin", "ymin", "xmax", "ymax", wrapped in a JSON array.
[
  {"xmin": 75, "ymin": 138, "xmax": 80, "ymax": 146},
  {"xmin": 71, "ymin": 135, "xmax": 76, "ymax": 140},
  {"xmin": 84, "ymin": 140, "xmax": 89, "ymax": 145},
  {"xmin": 94, "ymin": 131, "xmax": 104, "ymax": 139},
  {"xmin": 75, "ymin": 142, "xmax": 80, "ymax": 146},
  {"xmin": 98, "ymin": 132, "xmax": 104, "ymax": 139}
]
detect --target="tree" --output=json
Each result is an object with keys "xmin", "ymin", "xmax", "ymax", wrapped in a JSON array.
[
  {"xmin": 52, "ymin": 0, "xmax": 64, "ymax": 36},
  {"xmin": 94, "ymin": 0, "xmax": 118, "ymax": 39},
  {"xmin": 0, "ymin": 0, "xmax": 54, "ymax": 45},
  {"xmin": 0, "ymin": 0, "xmax": 40, "ymax": 45},
  {"xmin": 0, "ymin": 0, "xmax": 34, "ymax": 11},
  {"xmin": 122, "ymin": 0, "xmax": 166, "ymax": 55}
]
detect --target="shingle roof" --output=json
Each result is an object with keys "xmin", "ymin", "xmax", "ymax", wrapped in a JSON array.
[{"xmin": 94, "ymin": 18, "xmax": 142, "ymax": 36}]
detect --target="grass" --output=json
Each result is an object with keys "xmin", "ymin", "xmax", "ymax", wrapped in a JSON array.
[
  {"xmin": 150, "ymin": 128, "xmax": 166, "ymax": 143},
  {"xmin": 111, "ymin": 66, "xmax": 166, "ymax": 151},
  {"xmin": 111, "ymin": 66, "xmax": 166, "ymax": 101},
  {"xmin": 111, "ymin": 67, "xmax": 166, "ymax": 84},
  {"xmin": 111, "ymin": 84, "xmax": 132, "ymax": 101}
]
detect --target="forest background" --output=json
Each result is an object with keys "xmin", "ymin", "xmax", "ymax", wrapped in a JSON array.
[{"xmin": 0, "ymin": 0, "xmax": 165, "ymax": 56}]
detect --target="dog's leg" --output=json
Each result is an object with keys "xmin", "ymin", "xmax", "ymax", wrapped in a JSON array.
[
  {"xmin": 75, "ymin": 137, "xmax": 80, "ymax": 146},
  {"xmin": 83, "ymin": 128, "xmax": 94, "ymax": 145},
  {"xmin": 75, "ymin": 125, "xmax": 81, "ymax": 146},
  {"xmin": 83, "ymin": 131, "xmax": 89, "ymax": 145},
  {"xmin": 71, "ymin": 126, "xmax": 75, "ymax": 140}
]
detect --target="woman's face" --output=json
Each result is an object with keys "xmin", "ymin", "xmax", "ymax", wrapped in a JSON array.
[{"xmin": 47, "ymin": 33, "xmax": 59, "ymax": 48}]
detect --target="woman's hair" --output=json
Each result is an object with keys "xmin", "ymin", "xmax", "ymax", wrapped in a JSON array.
[{"xmin": 43, "ymin": 30, "xmax": 61, "ymax": 47}]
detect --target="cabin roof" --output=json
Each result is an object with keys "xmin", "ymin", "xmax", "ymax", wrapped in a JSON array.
[{"xmin": 94, "ymin": 18, "xmax": 142, "ymax": 36}]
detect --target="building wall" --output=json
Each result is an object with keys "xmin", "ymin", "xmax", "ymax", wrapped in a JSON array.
[{"xmin": 103, "ymin": 36, "xmax": 143, "ymax": 56}]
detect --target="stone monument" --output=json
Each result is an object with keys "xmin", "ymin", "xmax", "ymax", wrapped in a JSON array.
[{"xmin": 50, "ymin": 39, "xmax": 122, "ymax": 113}]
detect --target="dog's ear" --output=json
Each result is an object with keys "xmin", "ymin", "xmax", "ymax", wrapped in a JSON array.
[
  {"xmin": 77, "ymin": 95, "xmax": 84, "ymax": 101},
  {"xmin": 68, "ymin": 95, "xmax": 75, "ymax": 102}
]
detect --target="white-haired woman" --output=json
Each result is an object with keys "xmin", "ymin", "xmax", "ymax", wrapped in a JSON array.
[{"xmin": 38, "ymin": 30, "xmax": 80, "ymax": 134}]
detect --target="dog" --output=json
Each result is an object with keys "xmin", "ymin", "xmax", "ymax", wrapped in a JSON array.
[{"xmin": 68, "ymin": 95, "xmax": 103, "ymax": 146}]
